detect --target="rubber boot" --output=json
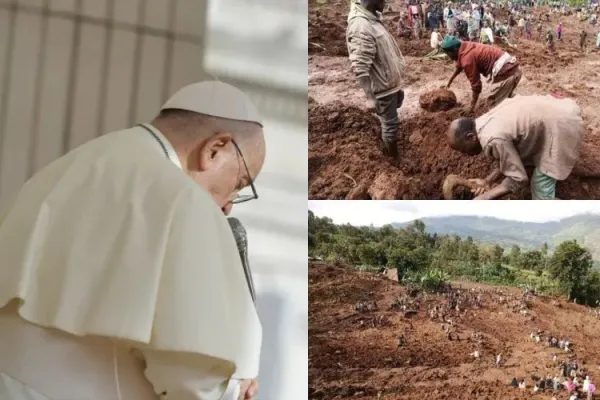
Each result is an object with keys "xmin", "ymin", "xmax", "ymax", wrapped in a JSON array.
[{"xmin": 381, "ymin": 139, "xmax": 399, "ymax": 160}]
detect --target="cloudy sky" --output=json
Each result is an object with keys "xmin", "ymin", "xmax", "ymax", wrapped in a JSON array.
[{"xmin": 308, "ymin": 201, "xmax": 600, "ymax": 226}]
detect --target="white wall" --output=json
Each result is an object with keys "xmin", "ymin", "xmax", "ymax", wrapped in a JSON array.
[
  {"xmin": 203, "ymin": 1, "xmax": 308, "ymax": 399},
  {"xmin": 0, "ymin": 0, "xmax": 204, "ymax": 210}
]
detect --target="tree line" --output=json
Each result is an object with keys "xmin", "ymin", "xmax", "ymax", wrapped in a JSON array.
[{"xmin": 309, "ymin": 211, "xmax": 600, "ymax": 306}]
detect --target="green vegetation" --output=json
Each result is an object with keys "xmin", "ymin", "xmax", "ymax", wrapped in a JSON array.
[
  {"xmin": 309, "ymin": 211, "xmax": 600, "ymax": 305},
  {"xmin": 391, "ymin": 214, "xmax": 600, "ymax": 266},
  {"xmin": 566, "ymin": 0, "xmax": 587, "ymax": 8}
]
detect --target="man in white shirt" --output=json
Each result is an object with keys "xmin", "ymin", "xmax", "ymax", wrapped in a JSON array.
[
  {"xmin": 443, "ymin": 1, "xmax": 451, "ymax": 26},
  {"xmin": 0, "ymin": 81, "xmax": 265, "ymax": 400},
  {"xmin": 518, "ymin": 16, "xmax": 526, "ymax": 36},
  {"xmin": 430, "ymin": 28, "xmax": 443, "ymax": 48}
]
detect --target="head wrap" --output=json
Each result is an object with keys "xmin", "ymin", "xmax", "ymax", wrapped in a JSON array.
[{"xmin": 441, "ymin": 35, "xmax": 462, "ymax": 50}]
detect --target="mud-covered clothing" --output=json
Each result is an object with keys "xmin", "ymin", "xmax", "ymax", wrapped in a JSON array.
[
  {"xmin": 376, "ymin": 90, "xmax": 405, "ymax": 141},
  {"xmin": 475, "ymin": 95, "xmax": 584, "ymax": 194},
  {"xmin": 487, "ymin": 67, "xmax": 522, "ymax": 108},
  {"xmin": 346, "ymin": 1, "xmax": 405, "ymax": 99},
  {"xmin": 456, "ymin": 41, "xmax": 518, "ymax": 93}
]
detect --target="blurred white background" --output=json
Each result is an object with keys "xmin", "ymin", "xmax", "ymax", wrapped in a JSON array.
[
  {"xmin": 205, "ymin": 1, "xmax": 308, "ymax": 399},
  {"xmin": 0, "ymin": 0, "xmax": 307, "ymax": 399}
]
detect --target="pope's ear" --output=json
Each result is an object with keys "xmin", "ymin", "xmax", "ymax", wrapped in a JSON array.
[{"xmin": 197, "ymin": 133, "xmax": 234, "ymax": 171}]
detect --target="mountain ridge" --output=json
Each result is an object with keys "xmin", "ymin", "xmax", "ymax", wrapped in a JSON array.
[{"xmin": 392, "ymin": 213, "xmax": 600, "ymax": 259}]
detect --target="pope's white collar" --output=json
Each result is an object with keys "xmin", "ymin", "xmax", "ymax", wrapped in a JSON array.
[{"xmin": 141, "ymin": 123, "xmax": 183, "ymax": 170}]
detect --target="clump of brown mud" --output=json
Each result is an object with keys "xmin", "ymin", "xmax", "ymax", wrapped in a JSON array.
[
  {"xmin": 309, "ymin": 11, "xmax": 348, "ymax": 57},
  {"xmin": 308, "ymin": 101, "xmax": 494, "ymax": 199},
  {"xmin": 396, "ymin": 38, "xmax": 434, "ymax": 57},
  {"xmin": 419, "ymin": 88, "xmax": 458, "ymax": 112}
]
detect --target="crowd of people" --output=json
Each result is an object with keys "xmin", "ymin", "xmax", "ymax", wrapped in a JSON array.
[
  {"xmin": 394, "ymin": 0, "xmax": 600, "ymax": 52},
  {"xmin": 509, "ymin": 359, "xmax": 597, "ymax": 399},
  {"xmin": 350, "ymin": 266, "xmax": 600, "ymax": 397}
]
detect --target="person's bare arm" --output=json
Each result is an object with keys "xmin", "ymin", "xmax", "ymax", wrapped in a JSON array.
[
  {"xmin": 461, "ymin": 60, "xmax": 483, "ymax": 111},
  {"xmin": 475, "ymin": 140, "xmax": 527, "ymax": 199},
  {"xmin": 484, "ymin": 168, "xmax": 503, "ymax": 184},
  {"xmin": 446, "ymin": 67, "xmax": 463, "ymax": 88},
  {"xmin": 470, "ymin": 90, "xmax": 481, "ymax": 111},
  {"xmin": 474, "ymin": 183, "xmax": 511, "ymax": 199}
]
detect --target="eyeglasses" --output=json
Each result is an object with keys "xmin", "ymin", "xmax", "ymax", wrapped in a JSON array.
[{"xmin": 231, "ymin": 139, "xmax": 258, "ymax": 204}]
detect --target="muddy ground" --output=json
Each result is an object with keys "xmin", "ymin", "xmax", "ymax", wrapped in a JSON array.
[
  {"xmin": 309, "ymin": 262, "xmax": 600, "ymax": 399},
  {"xmin": 308, "ymin": 0, "xmax": 600, "ymax": 199}
]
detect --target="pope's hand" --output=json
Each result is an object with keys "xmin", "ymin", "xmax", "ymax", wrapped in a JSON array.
[{"xmin": 239, "ymin": 379, "xmax": 259, "ymax": 400}]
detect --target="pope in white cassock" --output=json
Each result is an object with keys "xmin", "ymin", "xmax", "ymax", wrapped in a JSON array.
[{"xmin": 0, "ymin": 81, "xmax": 266, "ymax": 400}]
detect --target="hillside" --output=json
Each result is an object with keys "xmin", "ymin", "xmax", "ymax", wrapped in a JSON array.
[
  {"xmin": 393, "ymin": 214, "xmax": 600, "ymax": 260},
  {"xmin": 309, "ymin": 262, "xmax": 600, "ymax": 400}
]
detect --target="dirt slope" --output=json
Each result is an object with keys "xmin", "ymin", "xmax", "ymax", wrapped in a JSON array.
[{"xmin": 309, "ymin": 262, "xmax": 600, "ymax": 399}]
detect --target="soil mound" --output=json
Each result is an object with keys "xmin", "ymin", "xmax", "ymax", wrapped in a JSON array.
[
  {"xmin": 396, "ymin": 38, "xmax": 434, "ymax": 57},
  {"xmin": 495, "ymin": 39, "xmax": 579, "ymax": 73},
  {"xmin": 368, "ymin": 170, "xmax": 412, "ymax": 200},
  {"xmin": 309, "ymin": 12, "xmax": 348, "ymax": 57},
  {"xmin": 419, "ymin": 88, "xmax": 458, "ymax": 112},
  {"xmin": 308, "ymin": 101, "xmax": 495, "ymax": 199}
]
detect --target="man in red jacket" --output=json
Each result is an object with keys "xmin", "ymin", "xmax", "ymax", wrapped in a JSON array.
[{"xmin": 441, "ymin": 35, "xmax": 522, "ymax": 112}]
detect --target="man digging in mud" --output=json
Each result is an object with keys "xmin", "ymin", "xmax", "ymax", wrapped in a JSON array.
[
  {"xmin": 445, "ymin": 94, "xmax": 584, "ymax": 200},
  {"xmin": 440, "ymin": 35, "xmax": 522, "ymax": 112},
  {"xmin": 347, "ymin": 0, "xmax": 406, "ymax": 160}
]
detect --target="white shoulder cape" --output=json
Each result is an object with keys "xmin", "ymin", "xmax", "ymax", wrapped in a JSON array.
[{"xmin": 0, "ymin": 127, "xmax": 262, "ymax": 379}]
